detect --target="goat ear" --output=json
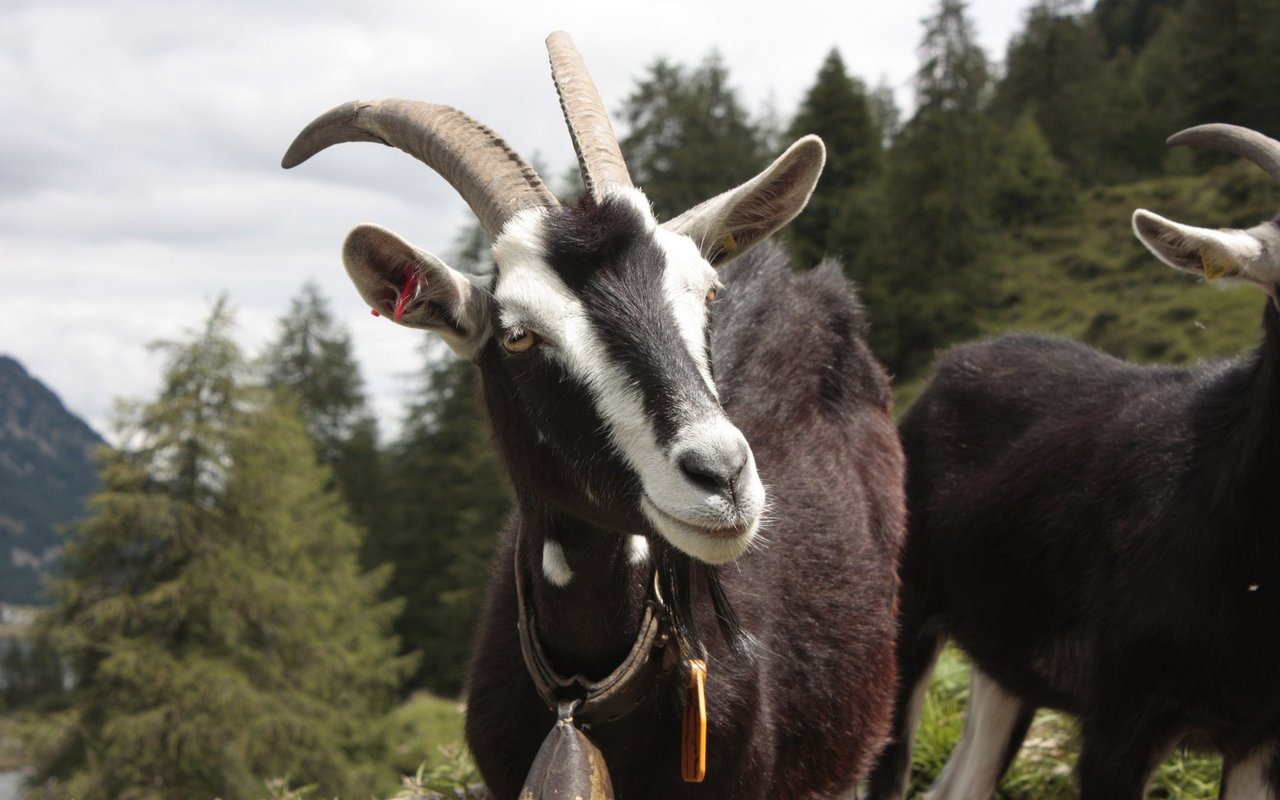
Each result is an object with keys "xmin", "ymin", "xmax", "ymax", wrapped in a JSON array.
[
  {"xmin": 663, "ymin": 135, "xmax": 825, "ymax": 267},
  {"xmin": 1132, "ymin": 209, "xmax": 1275, "ymax": 285},
  {"xmin": 343, "ymin": 224, "xmax": 491, "ymax": 359}
]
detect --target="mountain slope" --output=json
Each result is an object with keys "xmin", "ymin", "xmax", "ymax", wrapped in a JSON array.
[{"xmin": 0, "ymin": 356, "xmax": 102, "ymax": 604}]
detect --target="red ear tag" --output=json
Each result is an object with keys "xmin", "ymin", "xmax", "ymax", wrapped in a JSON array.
[
  {"xmin": 370, "ymin": 309, "xmax": 381, "ymax": 317},
  {"xmin": 393, "ymin": 270, "xmax": 422, "ymax": 323}
]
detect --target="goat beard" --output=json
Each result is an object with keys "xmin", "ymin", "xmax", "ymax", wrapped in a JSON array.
[{"xmin": 654, "ymin": 540, "xmax": 758, "ymax": 662}]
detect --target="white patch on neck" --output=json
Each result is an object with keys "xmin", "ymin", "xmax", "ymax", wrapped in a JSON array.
[
  {"xmin": 542, "ymin": 539, "xmax": 573, "ymax": 587},
  {"xmin": 628, "ymin": 535, "xmax": 650, "ymax": 566}
]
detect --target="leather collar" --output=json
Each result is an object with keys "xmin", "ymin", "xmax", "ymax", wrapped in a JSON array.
[{"xmin": 514, "ymin": 533, "xmax": 678, "ymax": 726}]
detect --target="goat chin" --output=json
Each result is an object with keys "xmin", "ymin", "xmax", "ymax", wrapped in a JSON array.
[{"xmin": 640, "ymin": 495, "xmax": 759, "ymax": 565}]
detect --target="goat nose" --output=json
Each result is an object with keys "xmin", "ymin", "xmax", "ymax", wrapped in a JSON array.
[{"xmin": 677, "ymin": 440, "xmax": 749, "ymax": 499}]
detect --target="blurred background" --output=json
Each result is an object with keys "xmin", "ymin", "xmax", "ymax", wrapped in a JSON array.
[{"xmin": 2, "ymin": 0, "xmax": 1275, "ymax": 796}]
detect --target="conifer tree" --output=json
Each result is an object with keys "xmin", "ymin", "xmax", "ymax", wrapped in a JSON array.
[
  {"xmin": 785, "ymin": 49, "xmax": 882, "ymax": 266},
  {"xmin": 851, "ymin": 0, "xmax": 995, "ymax": 376},
  {"xmin": 383, "ymin": 350, "xmax": 509, "ymax": 697},
  {"xmin": 1174, "ymin": 0, "xmax": 1280, "ymax": 136},
  {"xmin": 620, "ymin": 53, "xmax": 767, "ymax": 220},
  {"xmin": 27, "ymin": 301, "xmax": 406, "ymax": 800},
  {"xmin": 996, "ymin": 0, "xmax": 1162, "ymax": 183},
  {"xmin": 263, "ymin": 282, "xmax": 384, "ymax": 547},
  {"xmin": 990, "ymin": 111, "xmax": 1074, "ymax": 227}
]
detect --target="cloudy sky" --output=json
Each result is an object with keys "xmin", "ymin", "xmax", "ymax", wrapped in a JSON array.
[{"xmin": 1, "ymin": 0, "xmax": 1031, "ymax": 440}]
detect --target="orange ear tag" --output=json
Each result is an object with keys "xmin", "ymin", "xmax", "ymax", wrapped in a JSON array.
[{"xmin": 681, "ymin": 659, "xmax": 707, "ymax": 782}]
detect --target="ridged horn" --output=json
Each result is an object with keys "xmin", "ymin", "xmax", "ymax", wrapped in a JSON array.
[
  {"xmin": 546, "ymin": 31, "xmax": 633, "ymax": 199},
  {"xmin": 1167, "ymin": 123, "xmax": 1280, "ymax": 185},
  {"xmin": 282, "ymin": 99, "xmax": 557, "ymax": 237}
]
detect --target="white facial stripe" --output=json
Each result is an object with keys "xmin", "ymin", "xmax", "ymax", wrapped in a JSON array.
[
  {"xmin": 493, "ymin": 215, "xmax": 670, "ymax": 491},
  {"xmin": 491, "ymin": 198, "xmax": 764, "ymax": 564},
  {"xmin": 656, "ymin": 227, "xmax": 719, "ymax": 396}
]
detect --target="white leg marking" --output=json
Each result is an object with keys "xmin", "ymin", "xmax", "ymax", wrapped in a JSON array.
[
  {"xmin": 883, "ymin": 640, "xmax": 946, "ymax": 800},
  {"xmin": 542, "ymin": 539, "xmax": 573, "ymax": 587},
  {"xmin": 925, "ymin": 668, "xmax": 1027, "ymax": 800},
  {"xmin": 1223, "ymin": 744, "xmax": 1278, "ymax": 800}
]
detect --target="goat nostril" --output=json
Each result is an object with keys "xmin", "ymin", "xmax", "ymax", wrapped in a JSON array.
[
  {"xmin": 679, "ymin": 454, "xmax": 727, "ymax": 495},
  {"xmin": 677, "ymin": 445, "xmax": 748, "ymax": 498}
]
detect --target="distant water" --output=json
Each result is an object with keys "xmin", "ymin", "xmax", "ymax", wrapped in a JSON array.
[{"xmin": 0, "ymin": 771, "xmax": 25, "ymax": 800}]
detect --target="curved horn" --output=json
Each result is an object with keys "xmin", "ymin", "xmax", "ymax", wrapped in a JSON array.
[
  {"xmin": 546, "ymin": 31, "xmax": 633, "ymax": 198},
  {"xmin": 282, "ymin": 100, "xmax": 557, "ymax": 237},
  {"xmin": 1167, "ymin": 123, "xmax": 1280, "ymax": 184}
]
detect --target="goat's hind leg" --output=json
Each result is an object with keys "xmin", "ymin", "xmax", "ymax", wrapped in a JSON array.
[{"xmin": 923, "ymin": 668, "xmax": 1035, "ymax": 800}]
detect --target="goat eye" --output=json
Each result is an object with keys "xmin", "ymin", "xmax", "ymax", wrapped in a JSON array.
[
  {"xmin": 502, "ymin": 328, "xmax": 538, "ymax": 354},
  {"xmin": 705, "ymin": 287, "xmax": 718, "ymax": 305}
]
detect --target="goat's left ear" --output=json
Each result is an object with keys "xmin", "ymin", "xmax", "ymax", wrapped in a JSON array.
[
  {"xmin": 1132, "ymin": 209, "xmax": 1275, "ymax": 285},
  {"xmin": 343, "ymin": 223, "xmax": 492, "ymax": 360},
  {"xmin": 663, "ymin": 135, "xmax": 825, "ymax": 267}
]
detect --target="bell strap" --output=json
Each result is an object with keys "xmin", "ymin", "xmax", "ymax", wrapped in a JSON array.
[{"xmin": 514, "ymin": 533, "xmax": 675, "ymax": 726}]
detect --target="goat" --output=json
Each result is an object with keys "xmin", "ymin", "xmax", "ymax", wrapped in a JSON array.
[
  {"xmin": 865, "ymin": 123, "xmax": 1280, "ymax": 800},
  {"xmin": 283, "ymin": 33, "xmax": 905, "ymax": 800}
]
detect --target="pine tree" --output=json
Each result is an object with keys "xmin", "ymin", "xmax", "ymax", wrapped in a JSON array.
[
  {"xmin": 383, "ymin": 353, "xmax": 510, "ymax": 696},
  {"xmin": 619, "ymin": 53, "xmax": 767, "ymax": 220},
  {"xmin": 850, "ymin": 0, "xmax": 997, "ymax": 376},
  {"xmin": 989, "ymin": 111, "xmax": 1074, "ymax": 227},
  {"xmin": 1174, "ymin": 0, "xmax": 1280, "ymax": 136},
  {"xmin": 263, "ymin": 282, "xmax": 385, "ymax": 548},
  {"xmin": 27, "ymin": 301, "xmax": 406, "ymax": 800},
  {"xmin": 785, "ymin": 49, "xmax": 882, "ymax": 266},
  {"xmin": 1093, "ymin": 0, "xmax": 1184, "ymax": 56},
  {"xmin": 995, "ymin": 0, "xmax": 1163, "ymax": 183}
]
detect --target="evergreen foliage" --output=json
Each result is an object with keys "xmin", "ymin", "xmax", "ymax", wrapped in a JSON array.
[
  {"xmin": 993, "ymin": 0, "xmax": 1153, "ymax": 183},
  {"xmin": 263, "ymin": 282, "xmax": 385, "ymax": 550},
  {"xmin": 619, "ymin": 53, "xmax": 768, "ymax": 220},
  {"xmin": 842, "ymin": 0, "xmax": 997, "ymax": 376},
  {"xmin": 1173, "ymin": 0, "xmax": 1280, "ymax": 136},
  {"xmin": 25, "ymin": 301, "xmax": 406, "ymax": 800},
  {"xmin": 785, "ymin": 49, "xmax": 883, "ymax": 267},
  {"xmin": 0, "ymin": 634, "xmax": 66, "ymax": 712},
  {"xmin": 1093, "ymin": 0, "xmax": 1184, "ymax": 55},
  {"xmin": 381, "ymin": 353, "xmax": 509, "ymax": 697}
]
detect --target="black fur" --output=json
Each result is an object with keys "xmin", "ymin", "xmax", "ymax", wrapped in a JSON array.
[
  {"xmin": 465, "ymin": 238, "xmax": 906, "ymax": 800},
  {"xmin": 867, "ymin": 299, "xmax": 1280, "ymax": 798}
]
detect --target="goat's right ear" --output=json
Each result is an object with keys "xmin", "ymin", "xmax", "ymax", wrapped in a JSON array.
[
  {"xmin": 1132, "ymin": 209, "xmax": 1268, "ymax": 284},
  {"xmin": 343, "ymin": 224, "xmax": 491, "ymax": 359},
  {"xmin": 663, "ymin": 136, "xmax": 826, "ymax": 267}
]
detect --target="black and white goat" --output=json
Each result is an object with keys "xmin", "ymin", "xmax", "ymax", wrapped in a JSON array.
[
  {"xmin": 866, "ymin": 123, "xmax": 1280, "ymax": 800},
  {"xmin": 284, "ymin": 33, "xmax": 904, "ymax": 800}
]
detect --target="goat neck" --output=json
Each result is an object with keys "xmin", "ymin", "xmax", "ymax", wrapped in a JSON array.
[{"xmin": 520, "ymin": 510, "xmax": 655, "ymax": 681}]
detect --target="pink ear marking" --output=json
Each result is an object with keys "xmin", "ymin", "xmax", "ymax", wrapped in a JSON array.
[{"xmin": 393, "ymin": 270, "xmax": 423, "ymax": 323}]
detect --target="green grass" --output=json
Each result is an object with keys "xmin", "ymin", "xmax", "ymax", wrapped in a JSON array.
[{"xmin": 383, "ymin": 692, "xmax": 470, "ymax": 777}]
